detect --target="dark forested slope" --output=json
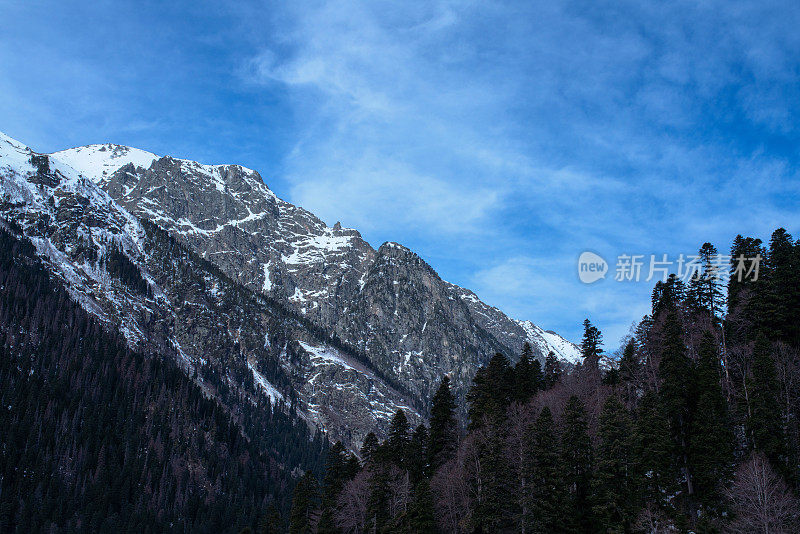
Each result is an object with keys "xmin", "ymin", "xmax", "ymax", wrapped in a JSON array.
[{"xmin": 0, "ymin": 227, "xmax": 325, "ymax": 533}]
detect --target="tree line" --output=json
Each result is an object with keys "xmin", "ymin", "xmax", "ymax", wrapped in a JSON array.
[{"xmin": 286, "ymin": 228, "xmax": 800, "ymax": 533}]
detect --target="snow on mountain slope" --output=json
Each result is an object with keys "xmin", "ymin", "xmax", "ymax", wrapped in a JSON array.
[
  {"xmin": 42, "ymin": 135, "xmax": 582, "ymax": 412},
  {"xmin": 1, "ymin": 131, "xmax": 417, "ymax": 449},
  {"xmin": 516, "ymin": 319, "xmax": 582, "ymax": 364},
  {"xmin": 52, "ymin": 143, "xmax": 159, "ymax": 185}
]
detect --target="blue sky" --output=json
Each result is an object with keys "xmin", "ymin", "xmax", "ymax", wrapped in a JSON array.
[{"xmin": 2, "ymin": 0, "xmax": 799, "ymax": 348}]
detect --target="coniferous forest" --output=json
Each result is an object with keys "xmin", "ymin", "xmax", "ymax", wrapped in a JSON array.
[
  {"xmin": 0, "ymin": 227, "xmax": 327, "ymax": 533},
  {"xmin": 288, "ymin": 228, "xmax": 800, "ymax": 534},
  {"xmin": 2, "ymin": 219, "xmax": 800, "ymax": 533}
]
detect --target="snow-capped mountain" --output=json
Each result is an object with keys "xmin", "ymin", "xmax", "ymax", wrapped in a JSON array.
[
  {"xmin": 0, "ymin": 132, "xmax": 415, "ymax": 448},
  {"xmin": 2, "ymin": 131, "xmax": 579, "ymax": 447},
  {"xmin": 53, "ymin": 141, "xmax": 579, "ymax": 403}
]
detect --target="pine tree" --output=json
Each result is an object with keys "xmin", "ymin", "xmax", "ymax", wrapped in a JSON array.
[
  {"xmin": 473, "ymin": 416, "xmax": 515, "ymax": 533},
  {"xmin": 407, "ymin": 480, "xmax": 438, "ymax": 534},
  {"xmin": 387, "ymin": 410, "xmax": 411, "ymax": 469},
  {"xmin": 561, "ymin": 396, "xmax": 594, "ymax": 532},
  {"xmin": 688, "ymin": 332, "xmax": 733, "ymax": 513},
  {"xmin": 467, "ymin": 353, "xmax": 513, "ymax": 428},
  {"xmin": 318, "ymin": 442, "xmax": 348, "ymax": 534},
  {"xmin": 360, "ymin": 432, "xmax": 379, "ymax": 465},
  {"xmin": 651, "ymin": 274, "xmax": 686, "ymax": 318},
  {"xmin": 634, "ymin": 390, "xmax": 675, "ymax": 510},
  {"xmin": 408, "ymin": 424, "xmax": 429, "ymax": 483},
  {"xmin": 747, "ymin": 335, "xmax": 786, "ymax": 470},
  {"xmin": 658, "ymin": 310, "xmax": 695, "ymax": 511},
  {"xmin": 592, "ymin": 395, "xmax": 635, "ymax": 534},
  {"xmin": 580, "ymin": 319, "xmax": 603, "ymax": 374},
  {"xmin": 514, "ymin": 342, "xmax": 539, "ymax": 403},
  {"xmin": 687, "ymin": 242, "xmax": 724, "ymax": 319},
  {"xmin": 543, "ymin": 351, "xmax": 562, "ymax": 390},
  {"xmin": 289, "ymin": 471, "xmax": 318, "ymax": 534},
  {"xmin": 523, "ymin": 407, "xmax": 564, "ymax": 534},
  {"xmin": 428, "ymin": 376, "xmax": 458, "ymax": 472},
  {"xmin": 618, "ymin": 339, "xmax": 639, "ymax": 407},
  {"xmin": 760, "ymin": 229, "xmax": 800, "ymax": 345},
  {"xmin": 728, "ymin": 236, "xmax": 764, "ymax": 311}
]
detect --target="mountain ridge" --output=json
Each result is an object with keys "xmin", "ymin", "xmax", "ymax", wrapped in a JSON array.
[{"xmin": 1, "ymin": 129, "xmax": 579, "ymax": 447}]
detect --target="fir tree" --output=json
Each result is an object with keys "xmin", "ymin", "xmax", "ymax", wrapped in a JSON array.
[
  {"xmin": 388, "ymin": 410, "xmax": 411, "ymax": 469},
  {"xmin": 289, "ymin": 471, "xmax": 319, "ymax": 534},
  {"xmin": 257, "ymin": 504, "xmax": 281, "ymax": 534},
  {"xmin": 467, "ymin": 353, "xmax": 513, "ymax": 428},
  {"xmin": 514, "ymin": 342, "xmax": 539, "ymax": 402},
  {"xmin": 543, "ymin": 351, "xmax": 562, "ymax": 390},
  {"xmin": 651, "ymin": 274, "xmax": 686, "ymax": 318},
  {"xmin": 634, "ymin": 391, "xmax": 675, "ymax": 510},
  {"xmin": 747, "ymin": 335, "xmax": 786, "ymax": 470},
  {"xmin": 408, "ymin": 424, "xmax": 429, "ymax": 483},
  {"xmin": 688, "ymin": 332, "xmax": 733, "ymax": 513},
  {"xmin": 592, "ymin": 395, "xmax": 635, "ymax": 534},
  {"xmin": 580, "ymin": 319, "xmax": 603, "ymax": 373},
  {"xmin": 658, "ymin": 310, "xmax": 695, "ymax": 512},
  {"xmin": 473, "ymin": 416, "xmax": 515, "ymax": 533},
  {"xmin": 687, "ymin": 242, "xmax": 724, "ymax": 319},
  {"xmin": 523, "ymin": 407, "xmax": 564, "ymax": 534},
  {"xmin": 407, "ymin": 480, "xmax": 438, "ymax": 534},
  {"xmin": 428, "ymin": 376, "xmax": 458, "ymax": 472},
  {"xmin": 561, "ymin": 396, "xmax": 594, "ymax": 532},
  {"xmin": 360, "ymin": 432, "xmax": 380, "ymax": 465},
  {"xmin": 318, "ymin": 442, "xmax": 348, "ymax": 534}
]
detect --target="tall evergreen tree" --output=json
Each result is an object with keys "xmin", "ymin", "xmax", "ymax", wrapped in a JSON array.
[
  {"xmin": 688, "ymin": 332, "xmax": 733, "ymax": 513},
  {"xmin": 523, "ymin": 407, "xmax": 565, "ymax": 534},
  {"xmin": 580, "ymin": 319, "xmax": 603, "ymax": 373},
  {"xmin": 472, "ymin": 417, "xmax": 515, "ymax": 533},
  {"xmin": 408, "ymin": 424, "xmax": 429, "ymax": 484},
  {"xmin": 657, "ymin": 310, "xmax": 696, "ymax": 518},
  {"xmin": 467, "ymin": 353, "xmax": 513, "ymax": 428},
  {"xmin": 634, "ymin": 390, "xmax": 676, "ymax": 510},
  {"xmin": 360, "ymin": 432, "xmax": 380, "ymax": 465},
  {"xmin": 760, "ymin": 229, "xmax": 800, "ymax": 345},
  {"xmin": 687, "ymin": 242, "xmax": 724, "ymax": 319},
  {"xmin": 387, "ymin": 410, "xmax": 411, "ymax": 469},
  {"xmin": 408, "ymin": 480, "xmax": 438, "ymax": 534},
  {"xmin": 747, "ymin": 335, "xmax": 786, "ymax": 470},
  {"xmin": 651, "ymin": 274, "xmax": 686, "ymax": 317},
  {"xmin": 257, "ymin": 504, "xmax": 281, "ymax": 534},
  {"xmin": 561, "ymin": 396, "xmax": 594, "ymax": 532},
  {"xmin": 428, "ymin": 376, "xmax": 458, "ymax": 472},
  {"xmin": 289, "ymin": 471, "xmax": 319, "ymax": 534},
  {"xmin": 317, "ymin": 442, "xmax": 348, "ymax": 534},
  {"xmin": 543, "ymin": 351, "xmax": 562, "ymax": 390},
  {"xmin": 728, "ymin": 235, "xmax": 765, "ymax": 314},
  {"xmin": 514, "ymin": 342, "xmax": 540, "ymax": 402},
  {"xmin": 592, "ymin": 395, "xmax": 635, "ymax": 534}
]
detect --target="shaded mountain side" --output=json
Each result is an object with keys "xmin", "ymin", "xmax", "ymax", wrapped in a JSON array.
[
  {"xmin": 1, "ymin": 133, "xmax": 418, "ymax": 451},
  {"xmin": 0, "ymin": 226, "xmax": 325, "ymax": 533},
  {"xmin": 51, "ymin": 141, "xmax": 578, "ymax": 411}
]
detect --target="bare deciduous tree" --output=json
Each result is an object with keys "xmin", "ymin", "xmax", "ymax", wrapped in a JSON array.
[
  {"xmin": 336, "ymin": 470, "xmax": 370, "ymax": 534},
  {"xmin": 431, "ymin": 442, "xmax": 472, "ymax": 534},
  {"xmin": 726, "ymin": 453, "xmax": 799, "ymax": 534}
]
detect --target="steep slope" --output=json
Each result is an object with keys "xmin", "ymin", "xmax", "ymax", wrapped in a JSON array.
[
  {"xmin": 53, "ymin": 140, "xmax": 579, "ymax": 407},
  {"xmin": 1, "ymin": 132, "xmax": 417, "ymax": 449},
  {"xmin": 0, "ymin": 227, "xmax": 321, "ymax": 532}
]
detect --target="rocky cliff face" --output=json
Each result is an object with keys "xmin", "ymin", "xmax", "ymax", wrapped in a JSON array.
[
  {"xmin": 2, "ymin": 132, "xmax": 579, "ymax": 449},
  {"xmin": 1, "ymin": 133, "xmax": 415, "ymax": 449},
  {"xmin": 54, "ymin": 142, "xmax": 580, "ymax": 405}
]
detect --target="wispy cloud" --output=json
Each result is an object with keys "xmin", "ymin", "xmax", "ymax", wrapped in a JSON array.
[{"xmin": 2, "ymin": 0, "xmax": 799, "ymax": 346}]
